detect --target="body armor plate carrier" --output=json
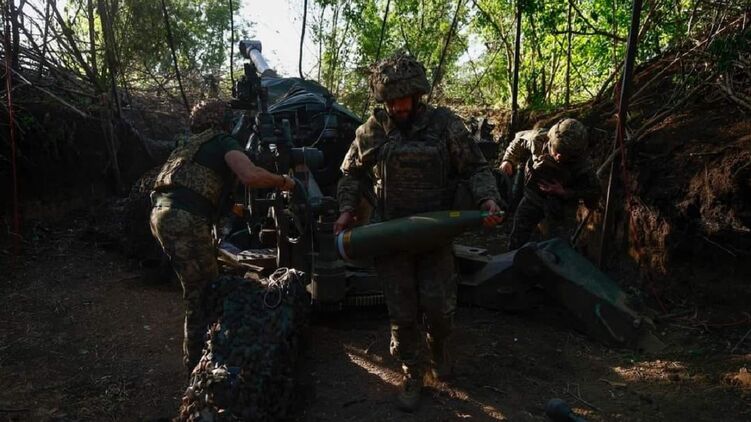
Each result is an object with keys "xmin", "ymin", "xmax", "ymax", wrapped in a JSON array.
[
  {"xmin": 376, "ymin": 108, "xmax": 454, "ymax": 220},
  {"xmin": 154, "ymin": 129, "xmax": 226, "ymax": 210}
]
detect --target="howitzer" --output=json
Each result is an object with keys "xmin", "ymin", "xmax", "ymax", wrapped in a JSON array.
[{"xmin": 222, "ymin": 40, "xmax": 371, "ymax": 307}]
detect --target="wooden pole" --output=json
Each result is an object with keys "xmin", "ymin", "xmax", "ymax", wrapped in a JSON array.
[{"xmin": 598, "ymin": 0, "xmax": 643, "ymax": 269}]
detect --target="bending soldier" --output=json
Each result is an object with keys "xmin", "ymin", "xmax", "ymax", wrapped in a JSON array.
[
  {"xmin": 149, "ymin": 99, "xmax": 295, "ymax": 373},
  {"xmin": 334, "ymin": 52, "xmax": 505, "ymax": 411},
  {"xmin": 499, "ymin": 118, "xmax": 601, "ymax": 250}
]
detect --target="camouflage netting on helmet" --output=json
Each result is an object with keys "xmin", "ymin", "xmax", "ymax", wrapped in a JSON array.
[
  {"xmin": 368, "ymin": 51, "xmax": 430, "ymax": 102},
  {"xmin": 190, "ymin": 99, "xmax": 232, "ymax": 134},
  {"xmin": 177, "ymin": 271, "xmax": 309, "ymax": 422},
  {"xmin": 547, "ymin": 118, "xmax": 588, "ymax": 157}
]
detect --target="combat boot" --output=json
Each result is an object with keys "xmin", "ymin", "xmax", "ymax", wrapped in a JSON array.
[{"xmin": 396, "ymin": 375, "xmax": 423, "ymax": 412}]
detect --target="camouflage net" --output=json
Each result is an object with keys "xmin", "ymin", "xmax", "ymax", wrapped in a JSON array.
[{"xmin": 177, "ymin": 270, "xmax": 309, "ymax": 421}]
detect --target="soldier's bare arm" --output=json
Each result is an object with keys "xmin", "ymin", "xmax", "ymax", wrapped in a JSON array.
[{"xmin": 224, "ymin": 150, "xmax": 294, "ymax": 191}]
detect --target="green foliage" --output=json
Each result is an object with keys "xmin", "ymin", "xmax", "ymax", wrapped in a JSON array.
[
  {"xmin": 65, "ymin": 0, "xmax": 248, "ymax": 96},
  {"xmin": 308, "ymin": 0, "xmax": 740, "ymax": 114},
  {"xmin": 51, "ymin": 0, "xmax": 747, "ymax": 113}
]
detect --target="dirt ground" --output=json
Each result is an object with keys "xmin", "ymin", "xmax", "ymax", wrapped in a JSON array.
[{"xmin": 2, "ymin": 213, "xmax": 750, "ymax": 422}]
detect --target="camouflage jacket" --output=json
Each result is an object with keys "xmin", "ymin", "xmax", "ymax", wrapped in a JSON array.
[
  {"xmin": 338, "ymin": 104, "xmax": 501, "ymax": 217},
  {"xmin": 503, "ymin": 129, "xmax": 600, "ymax": 207}
]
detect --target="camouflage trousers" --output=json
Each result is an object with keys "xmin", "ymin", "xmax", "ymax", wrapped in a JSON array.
[
  {"xmin": 149, "ymin": 206, "xmax": 218, "ymax": 372},
  {"xmin": 374, "ymin": 244, "xmax": 456, "ymax": 379},
  {"xmin": 508, "ymin": 195, "xmax": 571, "ymax": 250}
]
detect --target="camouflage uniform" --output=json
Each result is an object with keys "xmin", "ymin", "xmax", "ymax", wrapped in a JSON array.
[
  {"xmin": 503, "ymin": 119, "xmax": 600, "ymax": 250},
  {"xmin": 338, "ymin": 103, "xmax": 501, "ymax": 381},
  {"xmin": 149, "ymin": 100, "xmax": 238, "ymax": 371}
]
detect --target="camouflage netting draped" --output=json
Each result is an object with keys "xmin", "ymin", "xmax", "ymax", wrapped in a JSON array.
[{"xmin": 177, "ymin": 271, "xmax": 309, "ymax": 421}]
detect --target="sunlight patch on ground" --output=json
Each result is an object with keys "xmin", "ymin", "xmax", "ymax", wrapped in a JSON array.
[
  {"xmin": 344, "ymin": 345, "xmax": 506, "ymax": 420},
  {"xmin": 613, "ymin": 359, "xmax": 689, "ymax": 382},
  {"xmin": 726, "ymin": 367, "xmax": 751, "ymax": 390},
  {"xmin": 344, "ymin": 345, "xmax": 401, "ymax": 386}
]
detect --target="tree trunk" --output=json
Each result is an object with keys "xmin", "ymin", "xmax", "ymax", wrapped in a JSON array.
[
  {"xmin": 298, "ymin": 0, "xmax": 308, "ymax": 79},
  {"xmin": 38, "ymin": 0, "xmax": 51, "ymax": 75},
  {"xmin": 160, "ymin": 0, "xmax": 190, "ymax": 114},
  {"xmin": 326, "ymin": 2, "xmax": 340, "ymax": 89},
  {"xmin": 87, "ymin": 0, "xmax": 98, "ymax": 79},
  {"xmin": 428, "ymin": 0, "xmax": 464, "ymax": 103},
  {"xmin": 565, "ymin": 0, "xmax": 572, "ymax": 106},
  {"xmin": 511, "ymin": 0, "xmax": 522, "ymax": 131},
  {"xmin": 9, "ymin": 0, "xmax": 20, "ymax": 70},
  {"xmin": 97, "ymin": 0, "xmax": 121, "ymax": 115},
  {"xmin": 317, "ymin": 4, "xmax": 326, "ymax": 83}
]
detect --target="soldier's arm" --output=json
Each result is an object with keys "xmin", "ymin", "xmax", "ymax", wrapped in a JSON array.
[
  {"xmin": 337, "ymin": 142, "xmax": 365, "ymax": 214},
  {"xmin": 225, "ymin": 150, "xmax": 293, "ymax": 190},
  {"xmin": 337, "ymin": 116, "xmax": 383, "ymax": 213},
  {"xmin": 501, "ymin": 131, "xmax": 533, "ymax": 168},
  {"xmin": 446, "ymin": 114, "xmax": 504, "ymax": 208}
]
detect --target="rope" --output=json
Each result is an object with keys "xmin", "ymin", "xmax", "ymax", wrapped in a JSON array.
[{"xmin": 264, "ymin": 267, "xmax": 305, "ymax": 309}]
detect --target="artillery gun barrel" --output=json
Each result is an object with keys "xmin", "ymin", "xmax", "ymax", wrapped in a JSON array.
[
  {"xmin": 239, "ymin": 39, "xmax": 277, "ymax": 77},
  {"xmin": 336, "ymin": 210, "xmax": 504, "ymax": 260}
]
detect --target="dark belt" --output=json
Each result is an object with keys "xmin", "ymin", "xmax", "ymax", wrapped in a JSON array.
[{"xmin": 150, "ymin": 189, "xmax": 216, "ymax": 220}]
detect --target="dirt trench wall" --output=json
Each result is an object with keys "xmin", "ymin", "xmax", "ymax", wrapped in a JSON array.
[
  {"xmin": 618, "ymin": 106, "xmax": 751, "ymax": 299},
  {"xmin": 0, "ymin": 101, "xmax": 180, "ymax": 227}
]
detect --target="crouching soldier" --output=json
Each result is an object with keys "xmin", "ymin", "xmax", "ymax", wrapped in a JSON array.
[
  {"xmin": 149, "ymin": 99, "xmax": 295, "ymax": 373},
  {"xmin": 499, "ymin": 118, "xmax": 601, "ymax": 250}
]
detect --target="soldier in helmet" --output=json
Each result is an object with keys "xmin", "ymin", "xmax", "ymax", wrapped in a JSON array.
[
  {"xmin": 499, "ymin": 118, "xmax": 601, "ymax": 250},
  {"xmin": 149, "ymin": 99, "xmax": 295, "ymax": 372},
  {"xmin": 334, "ymin": 52, "xmax": 505, "ymax": 411}
]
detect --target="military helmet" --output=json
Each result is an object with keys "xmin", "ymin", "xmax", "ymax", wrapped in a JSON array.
[
  {"xmin": 369, "ymin": 52, "xmax": 430, "ymax": 102},
  {"xmin": 547, "ymin": 118, "xmax": 588, "ymax": 157},
  {"xmin": 189, "ymin": 99, "xmax": 232, "ymax": 133}
]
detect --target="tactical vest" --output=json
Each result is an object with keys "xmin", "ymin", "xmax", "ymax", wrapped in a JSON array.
[
  {"xmin": 153, "ymin": 129, "xmax": 227, "ymax": 210},
  {"xmin": 374, "ymin": 108, "xmax": 454, "ymax": 220}
]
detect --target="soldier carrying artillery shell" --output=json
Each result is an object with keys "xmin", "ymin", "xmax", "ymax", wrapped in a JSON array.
[{"xmin": 334, "ymin": 51, "xmax": 505, "ymax": 412}]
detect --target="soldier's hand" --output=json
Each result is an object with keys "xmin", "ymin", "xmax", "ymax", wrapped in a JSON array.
[
  {"xmin": 279, "ymin": 175, "xmax": 295, "ymax": 192},
  {"xmin": 333, "ymin": 211, "xmax": 355, "ymax": 235},
  {"xmin": 499, "ymin": 161, "xmax": 514, "ymax": 176},
  {"xmin": 538, "ymin": 180, "xmax": 565, "ymax": 196},
  {"xmin": 480, "ymin": 200, "xmax": 505, "ymax": 229}
]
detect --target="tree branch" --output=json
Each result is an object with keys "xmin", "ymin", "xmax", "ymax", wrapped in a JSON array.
[{"xmin": 568, "ymin": 0, "xmax": 626, "ymax": 42}]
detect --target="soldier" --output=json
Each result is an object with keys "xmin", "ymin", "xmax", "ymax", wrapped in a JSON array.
[
  {"xmin": 499, "ymin": 118, "xmax": 601, "ymax": 250},
  {"xmin": 334, "ymin": 52, "xmax": 505, "ymax": 411},
  {"xmin": 149, "ymin": 99, "xmax": 295, "ymax": 372}
]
